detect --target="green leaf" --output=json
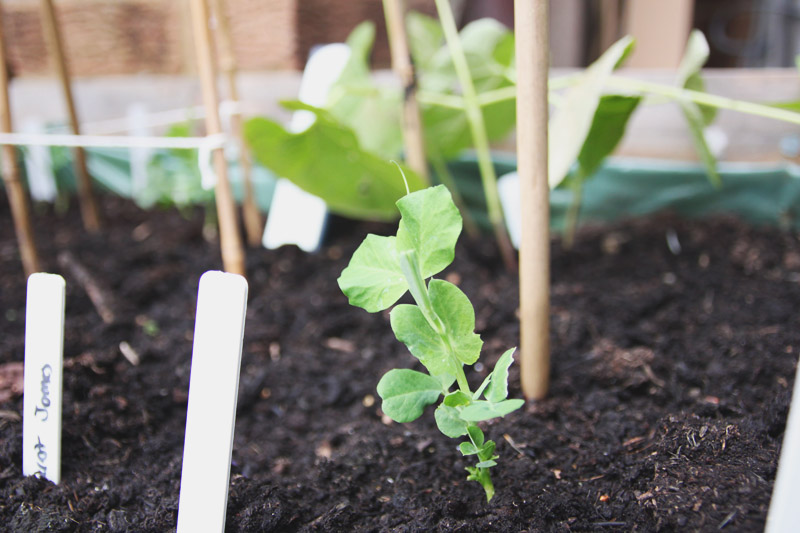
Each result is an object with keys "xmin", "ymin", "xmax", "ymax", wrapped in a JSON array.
[
  {"xmin": 416, "ymin": 18, "xmax": 517, "ymax": 159},
  {"xmin": 244, "ymin": 104, "xmax": 425, "ymax": 221},
  {"xmin": 675, "ymin": 30, "xmax": 720, "ymax": 188},
  {"xmin": 475, "ymin": 460, "xmax": 497, "ymax": 469},
  {"xmin": 680, "ymin": 100, "xmax": 721, "ymax": 187},
  {"xmin": 338, "ymin": 234, "xmax": 407, "ymax": 312},
  {"xmin": 485, "ymin": 348, "xmax": 516, "ymax": 403},
  {"xmin": 396, "ymin": 185, "xmax": 461, "ymax": 277},
  {"xmin": 428, "ymin": 280, "xmax": 482, "ymax": 365},
  {"xmin": 327, "ymin": 22, "xmax": 404, "ymax": 159},
  {"xmin": 390, "ymin": 280, "xmax": 481, "ymax": 381},
  {"xmin": 443, "ymin": 390, "xmax": 471, "ymax": 407},
  {"xmin": 549, "ymin": 36, "xmax": 635, "ymax": 188},
  {"xmin": 467, "ymin": 425, "xmax": 485, "ymax": 447},
  {"xmin": 459, "ymin": 399, "xmax": 524, "ymax": 422},
  {"xmin": 479, "ymin": 440, "xmax": 496, "ymax": 460},
  {"xmin": 676, "ymin": 30, "xmax": 717, "ymax": 126},
  {"xmin": 390, "ymin": 304, "xmax": 459, "ymax": 385},
  {"xmin": 435, "ymin": 404, "xmax": 468, "ymax": 437},
  {"xmin": 460, "ymin": 441, "xmax": 479, "ymax": 456},
  {"xmin": 573, "ymin": 95, "xmax": 641, "ymax": 181},
  {"xmin": 377, "ymin": 369, "xmax": 442, "ymax": 423},
  {"xmin": 406, "ymin": 11, "xmax": 444, "ymax": 74}
]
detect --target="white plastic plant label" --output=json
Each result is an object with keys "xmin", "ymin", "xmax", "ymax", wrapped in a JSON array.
[
  {"xmin": 127, "ymin": 103, "xmax": 152, "ymax": 202},
  {"xmin": 262, "ymin": 43, "xmax": 350, "ymax": 253},
  {"xmin": 22, "ymin": 273, "xmax": 66, "ymax": 484},
  {"xmin": 176, "ymin": 271, "xmax": 248, "ymax": 533},
  {"xmin": 262, "ymin": 178, "xmax": 328, "ymax": 252},
  {"xmin": 766, "ymin": 356, "xmax": 800, "ymax": 532},
  {"xmin": 21, "ymin": 119, "xmax": 58, "ymax": 203},
  {"xmin": 498, "ymin": 171, "xmax": 521, "ymax": 249}
]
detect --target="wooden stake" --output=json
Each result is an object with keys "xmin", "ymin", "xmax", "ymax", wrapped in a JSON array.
[
  {"xmin": 0, "ymin": 7, "xmax": 40, "ymax": 276},
  {"xmin": 382, "ymin": 0, "xmax": 429, "ymax": 182},
  {"xmin": 208, "ymin": 0, "xmax": 263, "ymax": 247},
  {"xmin": 39, "ymin": 0, "xmax": 101, "ymax": 233},
  {"xmin": 516, "ymin": 0, "xmax": 550, "ymax": 400},
  {"xmin": 190, "ymin": 0, "xmax": 246, "ymax": 276}
]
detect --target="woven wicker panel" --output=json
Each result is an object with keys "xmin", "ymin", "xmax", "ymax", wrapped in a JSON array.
[
  {"xmin": 3, "ymin": 6, "xmax": 50, "ymax": 76},
  {"xmin": 3, "ymin": 0, "xmax": 184, "ymax": 76},
  {"xmin": 222, "ymin": 0, "xmax": 297, "ymax": 71},
  {"xmin": 1, "ymin": 0, "xmax": 437, "ymax": 76},
  {"xmin": 295, "ymin": 0, "xmax": 436, "ymax": 68}
]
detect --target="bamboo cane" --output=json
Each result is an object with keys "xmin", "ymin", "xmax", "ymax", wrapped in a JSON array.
[
  {"xmin": 190, "ymin": 0, "xmax": 246, "ymax": 276},
  {"xmin": 39, "ymin": 0, "xmax": 100, "ymax": 233},
  {"xmin": 382, "ymin": 0, "xmax": 429, "ymax": 182},
  {"xmin": 516, "ymin": 0, "xmax": 550, "ymax": 400},
  {"xmin": 0, "ymin": 8, "xmax": 40, "ymax": 276},
  {"xmin": 208, "ymin": 0, "xmax": 263, "ymax": 247}
]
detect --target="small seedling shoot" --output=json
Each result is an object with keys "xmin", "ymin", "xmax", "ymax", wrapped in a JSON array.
[{"xmin": 338, "ymin": 184, "xmax": 524, "ymax": 500}]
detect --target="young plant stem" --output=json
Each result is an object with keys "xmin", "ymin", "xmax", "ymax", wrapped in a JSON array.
[
  {"xmin": 398, "ymin": 250, "xmax": 472, "ymax": 395},
  {"xmin": 605, "ymin": 75, "xmax": 800, "ymax": 125},
  {"xmin": 421, "ymin": 74, "xmax": 800, "ymax": 126},
  {"xmin": 466, "ymin": 424, "xmax": 495, "ymax": 500},
  {"xmin": 434, "ymin": 0, "xmax": 517, "ymax": 272}
]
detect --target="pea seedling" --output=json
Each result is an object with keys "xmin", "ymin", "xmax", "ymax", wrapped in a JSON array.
[{"xmin": 338, "ymin": 184, "xmax": 523, "ymax": 501}]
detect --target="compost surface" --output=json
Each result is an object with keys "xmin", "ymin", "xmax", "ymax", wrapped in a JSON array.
[{"xmin": 1, "ymin": 196, "xmax": 797, "ymax": 532}]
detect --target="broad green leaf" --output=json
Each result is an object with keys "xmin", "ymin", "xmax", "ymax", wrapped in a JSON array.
[
  {"xmin": 428, "ymin": 280, "xmax": 482, "ymax": 365},
  {"xmin": 377, "ymin": 369, "xmax": 442, "ymax": 423},
  {"xmin": 338, "ymin": 235, "xmax": 407, "ymax": 312},
  {"xmin": 391, "ymin": 280, "xmax": 481, "ymax": 379},
  {"xmin": 676, "ymin": 30, "xmax": 720, "ymax": 187},
  {"xmin": 244, "ymin": 104, "xmax": 425, "ymax": 221},
  {"xmin": 390, "ymin": 304, "xmax": 458, "ymax": 385},
  {"xmin": 327, "ymin": 22, "xmax": 404, "ymax": 159},
  {"xmin": 549, "ymin": 36, "xmax": 635, "ymax": 188},
  {"xmin": 443, "ymin": 390, "xmax": 471, "ymax": 407},
  {"xmin": 396, "ymin": 185, "xmax": 462, "ymax": 277},
  {"xmin": 423, "ymin": 18, "xmax": 511, "ymax": 93},
  {"xmin": 573, "ymin": 95, "xmax": 641, "ymax": 181},
  {"xmin": 406, "ymin": 11, "xmax": 444, "ymax": 74},
  {"xmin": 459, "ymin": 399, "xmax": 524, "ymax": 422},
  {"xmin": 415, "ymin": 17, "xmax": 517, "ymax": 159},
  {"xmin": 467, "ymin": 425, "xmax": 485, "ymax": 447},
  {"xmin": 475, "ymin": 460, "xmax": 498, "ymax": 468},
  {"xmin": 460, "ymin": 441, "xmax": 479, "ymax": 456},
  {"xmin": 485, "ymin": 348, "xmax": 516, "ymax": 403},
  {"xmin": 435, "ymin": 404, "xmax": 468, "ymax": 437}
]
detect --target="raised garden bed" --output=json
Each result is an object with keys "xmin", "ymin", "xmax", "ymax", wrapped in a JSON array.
[{"xmin": 1, "ymin": 192, "xmax": 796, "ymax": 531}]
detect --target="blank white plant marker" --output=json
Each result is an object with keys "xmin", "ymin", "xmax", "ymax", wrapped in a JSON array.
[
  {"xmin": 23, "ymin": 273, "xmax": 65, "ymax": 484},
  {"xmin": 766, "ymin": 356, "xmax": 800, "ymax": 532},
  {"xmin": 497, "ymin": 171, "xmax": 521, "ymax": 249},
  {"xmin": 177, "ymin": 271, "xmax": 248, "ymax": 533},
  {"xmin": 262, "ymin": 43, "xmax": 351, "ymax": 252}
]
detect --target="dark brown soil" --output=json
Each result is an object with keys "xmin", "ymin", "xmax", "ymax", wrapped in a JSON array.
[{"xmin": 0, "ymin": 195, "xmax": 797, "ymax": 532}]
